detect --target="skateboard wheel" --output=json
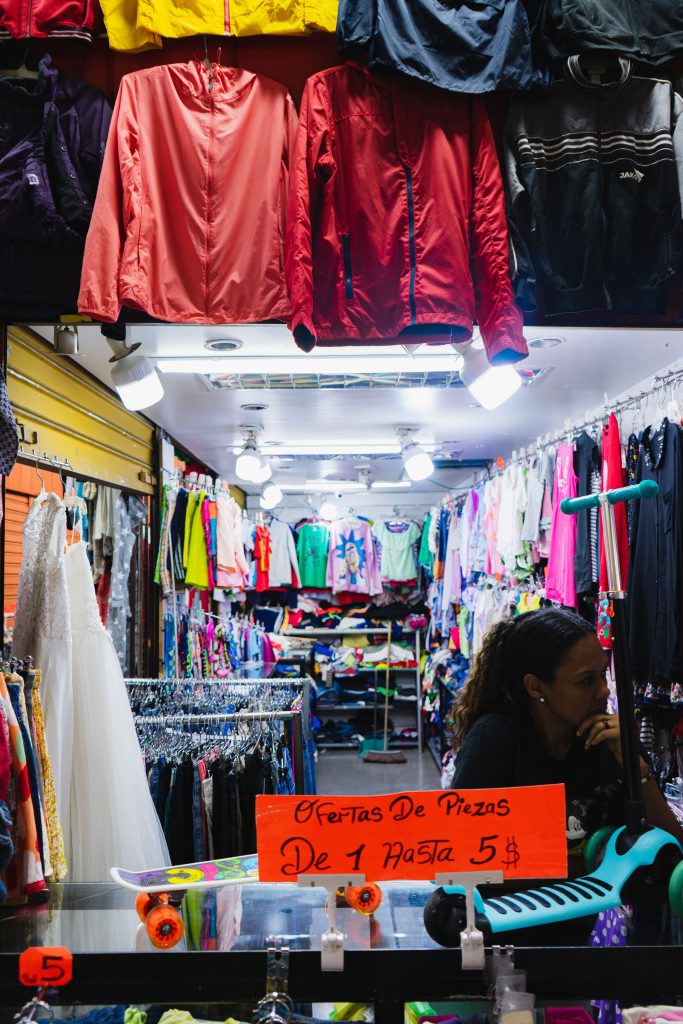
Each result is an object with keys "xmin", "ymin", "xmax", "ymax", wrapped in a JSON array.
[
  {"xmin": 346, "ymin": 883, "xmax": 382, "ymax": 915},
  {"xmin": 584, "ymin": 826, "xmax": 616, "ymax": 873},
  {"xmin": 146, "ymin": 903, "xmax": 185, "ymax": 949},
  {"xmin": 423, "ymin": 888, "xmax": 467, "ymax": 948},
  {"xmin": 135, "ymin": 892, "xmax": 168, "ymax": 923},
  {"xmin": 668, "ymin": 858, "xmax": 683, "ymax": 919}
]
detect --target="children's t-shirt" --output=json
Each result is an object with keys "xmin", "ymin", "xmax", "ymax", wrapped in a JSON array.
[
  {"xmin": 296, "ymin": 522, "xmax": 330, "ymax": 588},
  {"xmin": 373, "ymin": 519, "xmax": 420, "ymax": 581}
]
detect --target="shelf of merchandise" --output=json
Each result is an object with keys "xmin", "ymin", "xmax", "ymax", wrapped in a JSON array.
[
  {"xmin": 285, "ymin": 626, "xmax": 423, "ymax": 750},
  {"xmin": 3, "ymin": 946, "xmax": 683, "ymax": 1018}
]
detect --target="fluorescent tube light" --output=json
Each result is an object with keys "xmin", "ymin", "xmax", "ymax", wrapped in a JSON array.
[{"xmin": 158, "ymin": 353, "xmax": 464, "ymax": 375}]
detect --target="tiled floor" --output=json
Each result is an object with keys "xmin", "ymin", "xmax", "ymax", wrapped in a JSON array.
[{"xmin": 315, "ymin": 748, "xmax": 441, "ymax": 795}]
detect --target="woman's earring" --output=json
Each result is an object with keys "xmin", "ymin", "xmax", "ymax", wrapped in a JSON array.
[{"xmin": 538, "ymin": 697, "xmax": 546, "ymax": 703}]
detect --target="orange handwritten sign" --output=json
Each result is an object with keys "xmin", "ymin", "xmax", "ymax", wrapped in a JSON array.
[
  {"xmin": 256, "ymin": 786, "xmax": 567, "ymax": 882},
  {"xmin": 19, "ymin": 947, "xmax": 73, "ymax": 988}
]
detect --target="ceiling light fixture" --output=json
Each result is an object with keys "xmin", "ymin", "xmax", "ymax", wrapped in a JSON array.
[
  {"xmin": 528, "ymin": 336, "xmax": 564, "ymax": 349},
  {"xmin": 107, "ymin": 338, "xmax": 164, "ymax": 411},
  {"xmin": 260, "ymin": 442, "xmax": 403, "ymax": 457},
  {"xmin": 157, "ymin": 352, "xmax": 464, "ymax": 376},
  {"xmin": 371, "ymin": 480, "xmax": 413, "ymax": 490},
  {"xmin": 459, "ymin": 346, "xmax": 522, "ymax": 410},
  {"xmin": 260, "ymin": 481, "xmax": 283, "ymax": 510},
  {"xmin": 235, "ymin": 432, "xmax": 262, "ymax": 482},
  {"xmin": 252, "ymin": 455, "xmax": 273, "ymax": 484},
  {"xmin": 398, "ymin": 429, "xmax": 434, "ymax": 482},
  {"xmin": 53, "ymin": 324, "xmax": 79, "ymax": 355},
  {"xmin": 204, "ymin": 338, "xmax": 243, "ymax": 352},
  {"xmin": 283, "ymin": 481, "xmax": 367, "ymax": 493}
]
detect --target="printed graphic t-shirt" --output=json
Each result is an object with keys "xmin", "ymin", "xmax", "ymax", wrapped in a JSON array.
[
  {"xmin": 373, "ymin": 519, "xmax": 420, "ymax": 581},
  {"xmin": 296, "ymin": 522, "xmax": 330, "ymax": 589}
]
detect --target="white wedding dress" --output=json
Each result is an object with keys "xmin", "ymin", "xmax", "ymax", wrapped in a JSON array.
[{"xmin": 64, "ymin": 540, "xmax": 169, "ymax": 881}]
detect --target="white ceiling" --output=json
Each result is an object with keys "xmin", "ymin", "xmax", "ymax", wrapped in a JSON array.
[{"xmin": 29, "ymin": 323, "xmax": 683, "ymax": 504}]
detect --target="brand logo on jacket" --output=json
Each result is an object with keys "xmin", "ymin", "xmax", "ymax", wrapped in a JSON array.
[
  {"xmin": 26, "ymin": 173, "xmax": 39, "ymax": 186},
  {"xmin": 619, "ymin": 169, "xmax": 644, "ymax": 183}
]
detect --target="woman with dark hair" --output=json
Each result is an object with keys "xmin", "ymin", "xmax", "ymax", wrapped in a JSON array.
[{"xmin": 451, "ymin": 608, "xmax": 683, "ymax": 868}]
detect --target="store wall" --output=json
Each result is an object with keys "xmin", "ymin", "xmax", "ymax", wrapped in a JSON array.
[{"xmin": 7, "ymin": 327, "xmax": 156, "ymax": 495}]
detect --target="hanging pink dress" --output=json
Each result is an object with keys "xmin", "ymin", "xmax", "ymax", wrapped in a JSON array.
[{"xmin": 546, "ymin": 443, "xmax": 578, "ymax": 608}]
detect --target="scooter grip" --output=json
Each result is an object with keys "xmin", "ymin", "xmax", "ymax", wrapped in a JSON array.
[{"xmin": 560, "ymin": 479, "xmax": 659, "ymax": 515}]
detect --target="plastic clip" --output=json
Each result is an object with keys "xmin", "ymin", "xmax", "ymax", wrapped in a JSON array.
[
  {"xmin": 435, "ymin": 871, "xmax": 503, "ymax": 971},
  {"xmin": 298, "ymin": 873, "xmax": 365, "ymax": 971}
]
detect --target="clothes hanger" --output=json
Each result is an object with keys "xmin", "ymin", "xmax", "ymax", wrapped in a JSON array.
[
  {"xmin": 32, "ymin": 450, "xmax": 47, "ymax": 499},
  {"xmin": 0, "ymin": 46, "xmax": 40, "ymax": 79}
]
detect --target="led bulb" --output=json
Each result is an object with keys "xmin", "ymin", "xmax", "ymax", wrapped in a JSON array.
[
  {"xmin": 402, "ymin": 443, "xmax": 434, "ymax": 482},
  {"xmin": 260, "ymin": 482, "xmax": 283, "ymax": 509}
]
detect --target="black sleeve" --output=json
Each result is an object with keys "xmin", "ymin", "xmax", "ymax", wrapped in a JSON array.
[{"xmin": 451, "ymin": 715, "xmax": 517, "ymax": 790}]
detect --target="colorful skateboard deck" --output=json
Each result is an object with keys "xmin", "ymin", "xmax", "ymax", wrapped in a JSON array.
[{"xmin": 111, "ymin": 854, "xmax": 259, "ymax": 894}]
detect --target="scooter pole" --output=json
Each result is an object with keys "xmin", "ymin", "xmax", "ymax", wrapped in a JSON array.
[{"xmin": 561, "ymin": 479, "xmax": 659, "ymax": 837}]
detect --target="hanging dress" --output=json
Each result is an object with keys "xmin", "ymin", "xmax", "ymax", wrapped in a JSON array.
[
  {"xmin": 64, "ymin": 539, "xmax": 170, "ymax": 880},
  {"xmin": 546, "ymin": 442, "xmax": 578, "ymax": 608},
  {"xmin": 13, "ymin": 492, "xmax": 73, "ymax": 854}
]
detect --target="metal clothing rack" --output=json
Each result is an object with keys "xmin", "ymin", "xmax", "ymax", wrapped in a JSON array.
[{"xmin": 133, "ymin": 707, "xmax": 306, "ymax": 795}]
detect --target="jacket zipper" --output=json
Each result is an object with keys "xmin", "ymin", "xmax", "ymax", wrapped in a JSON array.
[
  {"xmin": 205, "ymin": 78, "xmax": 215, "ymax": 314},
  {"xmin": 404, "ymin": 164, "xmax": 417, "ymax": 324},
  {"xmin": 25, "ymin": 0, "xmax": 32, "ymax": 36},
  {"xmin": 596, "ymin": 93, "xmax": 612, "ymax": 310},
  {"xmin": 342, "ymin": 232, "xmax": 353, "ymax": 299}
]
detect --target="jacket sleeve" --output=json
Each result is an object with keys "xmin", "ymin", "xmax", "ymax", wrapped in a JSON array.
[
  {"xmin": 469, "ymin": 98, "xmax": 528, "ymax": 365},
  {"xmin": 502, "ymin": 102, "xmax": 539, "ymax": 313},
  {"xmin": 672, "ymin": 89, "xmax": 683, "ymax": 284},
  {"xmin": 285, "ymin": 74, "xmax": 335, "ymax": 351},
  {"xmin": 78, "ymin": 76, "xmax": 138, "ymax": 323}
]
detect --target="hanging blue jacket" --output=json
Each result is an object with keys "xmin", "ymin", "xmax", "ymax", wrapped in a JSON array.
[
  {"xmin": 337, "ymin": 0, "xmax": 550, "ymax": 95},
  {"xmin": 0, "ymin": 55, "xmax": 111, "ymax": 318}
]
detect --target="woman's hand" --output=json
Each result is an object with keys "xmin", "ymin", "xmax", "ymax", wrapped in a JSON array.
[{"xmin": 577, "ymin": 712, "xmax": 622, "ymax": 760}]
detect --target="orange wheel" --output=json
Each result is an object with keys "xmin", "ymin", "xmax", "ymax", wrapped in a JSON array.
[
  {"xmin": 346, "ymin": 883, "xmax": 382, "ymax": 915},
  {"xmin": 146, "ymin": 903, "xmax": 185, "ymax": 949},
  {"xmin": 135, "ymin": 891, "xmax": 167, "ymax": 923}
]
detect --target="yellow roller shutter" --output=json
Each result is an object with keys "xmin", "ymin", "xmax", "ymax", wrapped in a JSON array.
[{"xmin": 7, "ymin": 326, "xmax": 155, "ymax": 496}]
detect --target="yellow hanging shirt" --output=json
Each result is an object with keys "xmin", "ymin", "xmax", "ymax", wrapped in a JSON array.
[
  {"xmin": 137, "ymin": 0, "xmax": 225, "ymax": 38},
  {"xmin": 100, "ymin": 0, "xmax": 161, "ymax": 50}
]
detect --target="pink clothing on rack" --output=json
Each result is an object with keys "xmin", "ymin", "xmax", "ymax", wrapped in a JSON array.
[
  {"xmin": 599, "ymin": 412, "xmax": 629, "ymax": 594},
  {"xmin": 546, "ymin": 442, "xmax": 578, "ymax": 607},
  {"xmin": 201, "ymin": 498, "xmax": 215, "ymax": 590},
  {"xmin": 484, "ymin": 475, "xmax": 504, "ymax": 576}
]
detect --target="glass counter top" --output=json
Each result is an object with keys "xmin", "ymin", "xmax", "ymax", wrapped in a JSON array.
[{"xmin": 1, "ymin": 881, "xmax": 681, "ymax": 955}]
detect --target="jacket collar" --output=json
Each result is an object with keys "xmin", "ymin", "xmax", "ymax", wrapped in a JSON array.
[
  {"xmin": 177, "ymin": 61, "xmax": 256, "ymax": 104},
  {"xmin": 0, "ymin": 53, "xmax": 58, "ymax": 104},
  {"xmin": 566, "ymin": 55, "xmax": 632, "ymax": 93}
]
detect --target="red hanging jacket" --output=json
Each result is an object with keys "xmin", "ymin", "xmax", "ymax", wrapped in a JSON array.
[
  {"xmin": 0, "ymin": 0, "xmax": 98, "ymax": 39},
  {"xmin": 285, "ymin": 63, "xmax": 527, "ymax": 365}
]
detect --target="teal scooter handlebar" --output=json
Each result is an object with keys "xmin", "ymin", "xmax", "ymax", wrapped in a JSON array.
[{"xmin": 560, "ymin": 478, "xmax": 659, "ymax": 515}]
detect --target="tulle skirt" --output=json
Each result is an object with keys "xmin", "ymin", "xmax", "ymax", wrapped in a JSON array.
[{"xmin": 68, "ymin": 628, "xmax": 169, "ymax": 881}]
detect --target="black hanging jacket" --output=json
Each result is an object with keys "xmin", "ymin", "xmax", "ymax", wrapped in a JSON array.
[
  {"xmin": 504, "ymin": 58, "xmax": 683, "ymax": 316},
  {"xmin": 545, "ymin": 0, "xmax": 683, "ymax": 64}
]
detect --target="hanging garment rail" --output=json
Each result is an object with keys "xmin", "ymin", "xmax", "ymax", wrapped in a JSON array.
[
  {"xmin": 16, "ymin": 447, "xmax": 72, "ymax": 471},
  {"xmin": 134, "ymin": 708, "xmax": 305, "ymax": 793},
  {"xmin": 125, "ymin": 676, "xmax": 312, "ymax": 739}
]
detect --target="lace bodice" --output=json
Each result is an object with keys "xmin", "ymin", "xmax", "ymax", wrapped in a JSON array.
[{"xmin": 13, "ymin": 493, "xmax": 71, "ymax": 657}]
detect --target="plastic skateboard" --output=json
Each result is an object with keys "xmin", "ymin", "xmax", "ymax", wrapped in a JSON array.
[{"xmin": 112, "ymin": 855, "xmax": 382, "ymax": 949}]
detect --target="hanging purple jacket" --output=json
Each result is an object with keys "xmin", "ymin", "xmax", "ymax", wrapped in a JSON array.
[{"xmin": 0, "ymin": 55, "xmax": 111, "ymax": 318}]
